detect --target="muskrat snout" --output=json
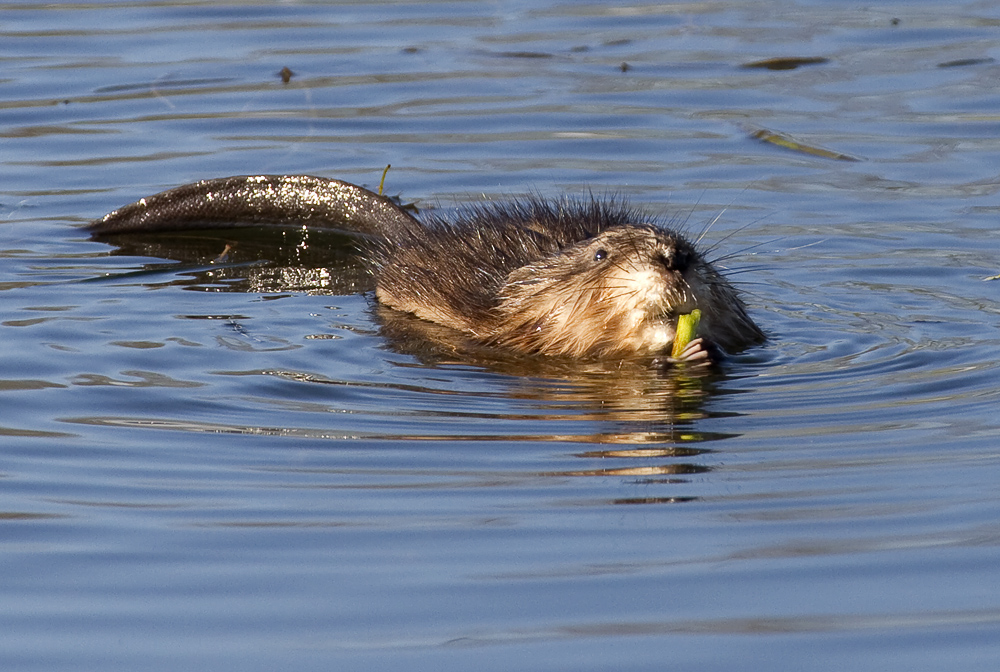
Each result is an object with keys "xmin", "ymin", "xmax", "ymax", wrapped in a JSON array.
[{"xmin": 656, "ymin": 246, "xmax": 690, "ymax": 274}]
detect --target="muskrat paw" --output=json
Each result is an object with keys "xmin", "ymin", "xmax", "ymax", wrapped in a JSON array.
[
  {"xmin": 652, "ymin": 337, "xmax": 723, "ymax": 370},
  {"xmin": 672, "ymin": 337, "xmax": 711, "ymax": 364}
]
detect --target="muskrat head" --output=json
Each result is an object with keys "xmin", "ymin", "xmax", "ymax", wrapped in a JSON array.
[{"xmin": 490, "ymin": 225, "xmax": 720, "ymax": 358}]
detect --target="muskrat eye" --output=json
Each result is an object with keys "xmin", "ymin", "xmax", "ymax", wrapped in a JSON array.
[{"xmin": 593, "ymin": 248, "xmax": 608, "ymax": 262}]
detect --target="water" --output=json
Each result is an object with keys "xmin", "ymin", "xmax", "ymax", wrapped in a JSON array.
[{"xmin": 3, "ymin": 1, "xmax": 1000, "ymax": 670}]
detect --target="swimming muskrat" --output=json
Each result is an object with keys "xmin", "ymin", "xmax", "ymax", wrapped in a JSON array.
[{"xmin": 88, "ymin": 175, "xmax": 765, "ymax": 362}]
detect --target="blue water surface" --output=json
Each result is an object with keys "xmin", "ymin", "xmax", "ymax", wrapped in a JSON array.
[{"xmin": 2, "ymin": 1, "xmax": 1000, "ymax": 670}]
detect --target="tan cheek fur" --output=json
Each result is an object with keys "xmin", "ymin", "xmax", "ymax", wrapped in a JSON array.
[
  {"xmin": 506, "ymin": 260, "xmax": 695, "ymax": 357},
  {"xmin": 599, "ymin": 265, "xmax": 685, "ymax": 355}
]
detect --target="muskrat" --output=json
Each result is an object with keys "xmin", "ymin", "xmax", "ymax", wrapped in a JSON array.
[{"xmin": 88, "ymin": 175, "xmax": 765, "ymax": 362}]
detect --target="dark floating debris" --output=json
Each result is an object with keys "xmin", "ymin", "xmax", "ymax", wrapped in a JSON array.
[
  {"xmin": 620, "ymin": 62, "xmax": 631, "ymax": 72},
  {"xmin": 497, "ymin": 51, "xmax": 553, "ymax": 59},
  {"xmin": 747, "ymin": 126, "xmax": 860, "ymax": 162},
  {"xmin": 742, "ymin": 56, "xmax": 829, "ymax": 71},
  {"xmin": 279, "ymin": 66, "xmax": 294, "ymax": 83},
  {"xmin": 938, "ymin": 57, "xmax": 995, "ymax": 68},
  {"xmin": 95, "ymin": 77, "xmax": 232, "ymax": 94}
]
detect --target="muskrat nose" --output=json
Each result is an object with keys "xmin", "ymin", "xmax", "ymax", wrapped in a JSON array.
[{"xmin": 657, "ymin": 248, "xmax": 690, "ymax": 272}]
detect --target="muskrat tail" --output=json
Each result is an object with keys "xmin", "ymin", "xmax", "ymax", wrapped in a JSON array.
[{"xmin": 86, "ymin": 174, "xmax": 420, "ymax": 239}]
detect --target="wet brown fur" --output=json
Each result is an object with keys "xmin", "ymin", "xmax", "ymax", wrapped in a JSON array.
[{"xmin": 372, "ymin": 198, "xmax": 764, "ymax": 358}]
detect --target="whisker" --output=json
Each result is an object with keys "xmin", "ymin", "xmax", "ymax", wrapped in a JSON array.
[
  {"xmin": 699, "ymin": 213, "xmax": 773, "ymax": 257},
  {"xmin": 602, "ymin": 288, "xmax": 643, "ymax": 304},
  {"xmin": 695, "ymin": 205, "xmax": 725, "ymax": 246},
  {"xmin": 781, "ymin": 238, "xmax": 828, "ymax": 252},
  {"xmin": 714, "ymin": 266, "xmax": 769, "ymax": 277},
  {"xmin": 674, "ymin": 191, "xmax": 704, "ymax": 237},
  {"xmin": 693, "ymin": 183, "xmax": 754, "ymax": 244},
  {"xmin": 709, "ymin": 239, "xmax": 781, "ymax": 264},
  {"xmin": 710, "ymin": 235, "xmax": 827, "ymax": 267}
]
